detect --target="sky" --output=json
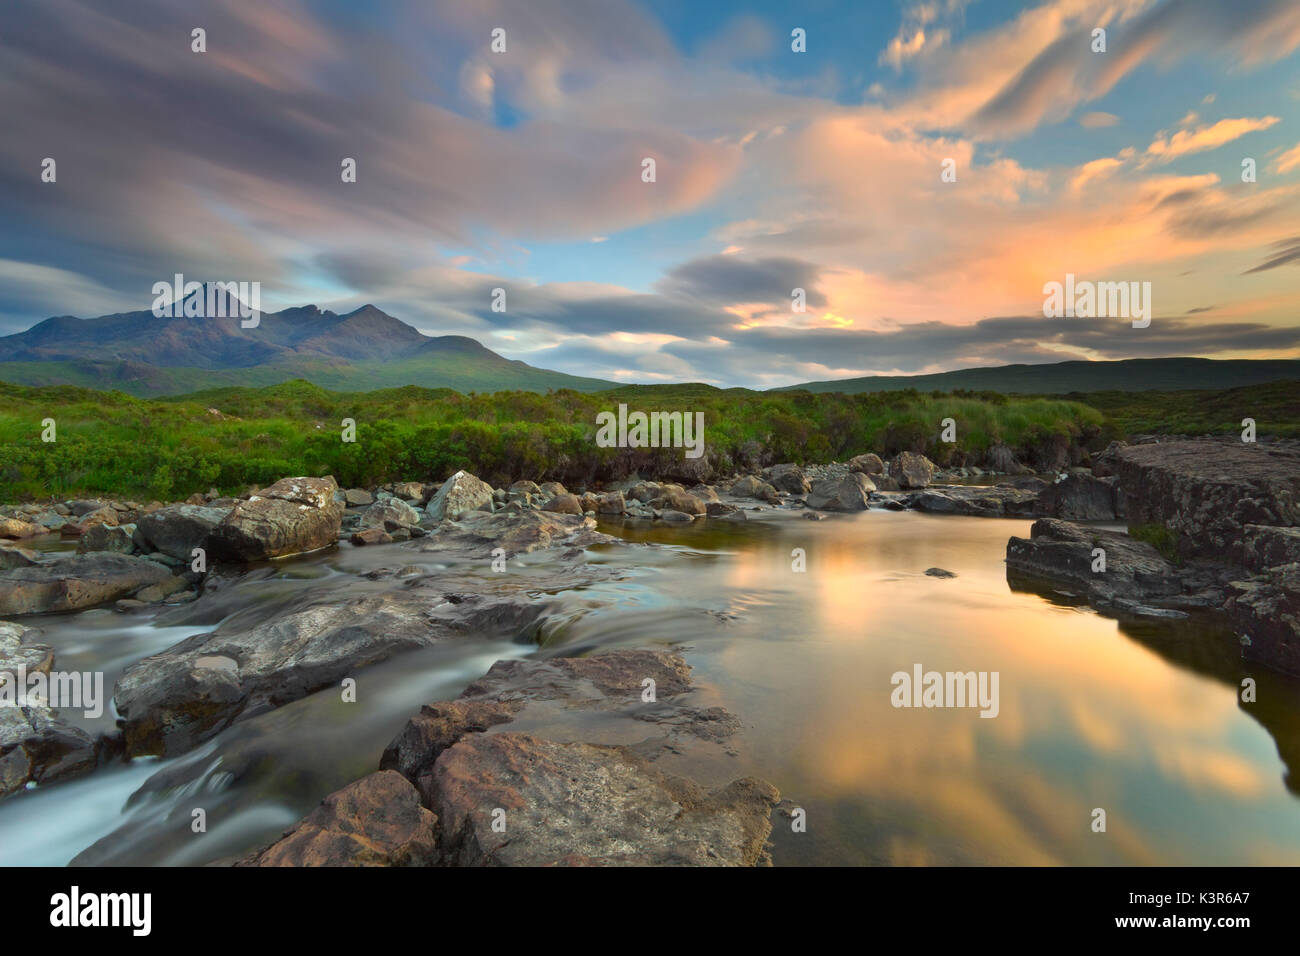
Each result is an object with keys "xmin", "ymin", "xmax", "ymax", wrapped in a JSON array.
[{"xmin": 2, "ymin": 0, "xmax": 1300, "ymax": 388}]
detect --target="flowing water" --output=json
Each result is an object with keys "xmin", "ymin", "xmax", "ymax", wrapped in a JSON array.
[{"xmin": 4, "ymin": 509, "xmax": 1300, "ymax": 866}]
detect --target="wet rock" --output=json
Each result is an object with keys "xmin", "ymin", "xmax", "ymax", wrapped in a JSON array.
[
  {"xmin": 0, "ymin": 622, "xmax": 97, "ymax": 798},
  {"xmin": 889, "ymin": 451, "xmax": 936, "ymax": 489},
  {"xmin": 432, "ymin": 733, "xmax": 778, "ymax": 866},
  {"xmin": 660, "ymin": 510, "xmax": 694, "ymax": 522},
  {"xmin": 0, "ymin": 553, "xmax": 173, "ymax": 615},
  {"xmin": 426, "ymin": 471, "xmax": 494, "ymax": 522},
  {"xmin": 421, "ymin": 511, "xmax": 613, "ymax": 557},
  {"xmin": 706, "ymin": 501, "xmax": 740, "ymax": 518},
  {"xmin": 244, "ymin": 771, "xmax": 438, "ymax": 867},
  {"xmin": 0, "ymin": 517, "xmax": 41, "ymax": 540},
  {"xmin": 908, "ymin": 486, "xmax": 1039, "ymax": 518},
  {"xmin": 597, "ymin": 491, "xmax": 626, "ymax": 515},
  {"xmin": 847, "ymin": 453, "xmax": 885, "ymax": 476},
  {"xmin": 1006, "ymin": 519, "xmax": 1184, "ymax": 614},
  {"xmin": 1113, "ymin": 441, "xmax": 1300, "ymax": 560},
  {"xmin": 350, "ymin": 527, "xmax": 393, "ymax": 546},
  {"xmin": 730, "ymin": 476, "xmax": 780, "ymax": 504},
  {"xmin": 0, "ymin": 544, "xmax": 38, "ymax": 570},
  {"xmin": 359, "ymin": 498, "xmax": 421, "ymax": 531},
  {"xmin": 1038, "ymin": 474, "xmax": 1119, "ymax": 520},
  {"xmin": 76, "ymin": 523, "xmax": 136, "ymax": 555},
  {"xmin": 1226, "ymin": 564, "xmax": 1300, "ymax": 677},
  {"xmin": 806, "ymin": 473, "xmax": 874, "ymax": 512},
  {"xmin": 135, "ymin": 576, "xmax": 190, "ymax": 604},
  {"xmin": 925, "ymin": 568, "xmax": 957, "ymax": 578},
  {"xmin": 765, "ymin": 463, "xmax": 811, "ymax": 495},
  {"xmin": 541, "ymin": 493, "xmax": 583, "ymax": 515},
  {"xmin": 207, "ymin": 477, "xmax": 343, "ymax": 562}
]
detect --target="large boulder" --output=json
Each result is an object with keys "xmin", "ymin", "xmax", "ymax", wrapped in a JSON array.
[
  {"xmin": 541, "ymin": 493, "xmax": 583, "ymax": 516},
  {"xmin": 1114, "ymin": 442, "xmax": 1300, "ymax": 559},
  {"xmin": 652, "ymin": 488, "xmax": 706, "ymax": 515},
  {"xmin": 76, "ymin": 523, "xmax": 136, "ymax": 555},
  {"xmin": 244, "ymin": 771, "xmax": 438, "ymax": 867},
  {"xmin": 426, "ymin": 471, "xmax": 494, "ymax": 522},
  {"xmin": 765, "ymin": 463, "xmax": 811, "ymax": 494},
  {"xmin": 889, "ymin": 452, "xmax": 936, "ymax": 489},
  {"xmin": 847, "ymin": 453, "xmax": 885, "ymax": 476},
  {"xmin": 0, "ymin": 553, "xmax": 172, "ymax": 615},
  {"xmin": 133, "ymin": 504, "xmax": 228, "ymax": 560},
  {"xmin": 730, "ymin": 476, "xmax": 780, "ymax": 503},
  {"xmin": 0, "ymin": 518, "xmax": 41, "ymax": 540},
  {"xmin": 207, "ymin": 477, "xmax": 343, "ymax": 561},
  {"xmin": 431, "ymin": 733, "xmax": 778, "ymax": 866},
  {"xmin": 806, "ymin": 473, "xmax": 874, "ymax": 512},
  {"xmin": 359, "ymin": 498, "xmax": 421, "ymax": 531},
  {"xmin": 1037, "ymin": 474, "xmax": 1119, "ymax": 521},
  {"xmin": 1006, "ymin": 518, "xmax": 1184, "ymax": 614}
]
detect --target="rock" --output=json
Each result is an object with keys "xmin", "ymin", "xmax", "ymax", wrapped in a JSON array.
[
  {"xmin": 652, "ymin": 488, "xmax": 706, "ymax": 515},
  {"xmin": 426, "ymin": 471, "xmax": 494, "ymax": 522},
  {"xmin": 244, "ymin": 771, "xmax": 438, "ymax": 867},
  {"xmin": 1, "ymin": 622, "xmax": 97, "ymax": 798},
  {"xmin": 660, "ymin": 510, "xmax": 694, "ymax": 522},
  {"xmin": 539, "ymin": 481, "xmax": 567, "ymax": 497},
  {"xmin": 541, "ymin": 493, "xmax": 583, "ymax": 515},
  {"xmin": 0, "ymin": 518, "xmax": 42, "ymax": 540},
  {"xmin": 627, "ymin": 481, "xmax": 661, "ymax": 503},
  {"xmin": 1114, "ymin": 442, "xmax": 1300, "ymax": 560},
  {"xmin": 730, "ymin": 476, "xmax": 780, "ymax": 503},
  {"xmin": 390, "ymin": 482, "xmax": 426, "ymax": 503},
  {"xmin": 113, "ymin": 587, "xmax": 556, "ymax": 757},
  {"xmin": 1006, "ymin": 519, "xmax": 1184, "ymax": 614},
  {"xmin": 343, "ymin": 488, "xmax": 374, "ymax": 507},
  {"xmin": 69, "ymin": 506, "xmax": 119, "ymax": 534},
  {"xmin": 359, "ymin": 498, "xmax": 421, "ymax": 531},
  {"xmin": 431, "ymin": 733, "xmax": 778, "ymax": 866},
  {"xmin": 765, "ymin": 463, "xmax": 811, "ymax": 494},
  {"xmin": 596, "ymin": 491, "xmax": 626, "ymax": 515},
  {"xmin": 76, "ymin": 523, "xmax": 136, "ymax": 555},
  {"xmin": 1237, "ymin": 525, "xmax": 1300, "ymax": 574},
  {"xmin": 986, "ymin": 444, "xmax": 1031, "ymax": 475},
  {"xmin": 350, "ymin": 527, "xmax": 393, "ymax": 546},
  {"xmin": 1226, "ymin": 564, "xmax": 1300, "ymax": 677},
  {"xmin": 66, "ymin": 499, "xmax": 107, "ymax": 517},
  {"xmin": 705, "ymin": 501, "xmax": 740, "ymax": 518},
  {"xmin": 207, "ymin": 477, "xmax": 343, "ymax": 561},
  {"xmin": 0, "ymin": 553, "xmax": 173, "ymax": 615},
  {"xmin": 135, "ymin": 576, "xmax": 189, "ymax": 604},
  {"xmin": 1038, "ymin": 474, "xmax": 1118, "ymax": 520},
  {"xmin": 889, "ymin": 451, "xmax": 937, "ymax": 489},
  {"xmin": 925, "ymin": 568, "xmax": 957, "ymax": 578},
  {"xmin": 0, "ymin": 544, "xmax": 38, "ymax": 570},
  {"xmin": 1091, "ymin": 440, "xmax": 1128, "ymax": 478},
  {"xmin": 847, "ymin": 453, "xmax": 885, "ymax": 476},
  {"xmin": 509, "ymin": 480, "xmax": 541, "ymax": 496},
  {"xmin": 422, "ymin": 511, "xmax": 612, "ymax": 557},
  {"xmin": 908, "ymin": 486, "xmax": 1039, "ymax": 518},
  {"xmin": 806, "ymin": 473, "xmax": 874, "ymax": 512}
]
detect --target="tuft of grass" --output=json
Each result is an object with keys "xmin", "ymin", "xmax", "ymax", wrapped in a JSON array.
[{"xmin": 1129, "ymin": 522, "xmax": 1183, "ymax": 566}]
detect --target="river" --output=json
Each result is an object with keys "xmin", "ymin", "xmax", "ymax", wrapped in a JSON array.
[{"xmin": 3, "ymin": 508, "xmax": 1299, "ymax": 866}]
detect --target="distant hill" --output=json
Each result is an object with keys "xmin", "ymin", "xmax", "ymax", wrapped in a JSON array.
[
  {"xmin": 0, "ymin": 287, "xmax": 615, "ymax": 397},
  {"xmin": 775, "ymin": 358, "xmax": 1300, "ymax": 394}
]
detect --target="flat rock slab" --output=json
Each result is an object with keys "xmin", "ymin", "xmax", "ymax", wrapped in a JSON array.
[
  {"xmin": 909, "ymin": 486, "xmax": 1040, "ymax": 518},
  {"xmin": 421, "ymin": 510, "xmax": 614, "ymax": 557},
  {"xmin": 0, "ymin": 553, "xmax": 173, "ymax": 615},
  {"xmin": 432, "ymin": 732, "xmax": 778, "ymax": 866},
  {"xmin": 243, "ymin": 770, "xmax": 438, "ymax": 867}
]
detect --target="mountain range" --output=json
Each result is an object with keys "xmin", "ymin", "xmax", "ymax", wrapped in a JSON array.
[{"xmin": 1, "ymin": 290, "xmax": 1297, "ymax": 397}]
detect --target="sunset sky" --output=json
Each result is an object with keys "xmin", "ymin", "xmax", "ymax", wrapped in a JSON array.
[{"xmin": 2, "ymin": 0, "xmax": 1300, "ymax": 387}]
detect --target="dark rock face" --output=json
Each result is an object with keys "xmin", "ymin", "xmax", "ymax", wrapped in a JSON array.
[
  {"xmin": 134, "ymin": 504, "xmax": 229, "ymax": 560},
  {"xmin": 244, "ymin": 771, "xmax": 438, "ymax": 867},
  {"xmin": 1236, "ymin": 525, "xmax": 1300, "ymax": 574},
  {"xmin": 207, "ymin": 477, "xmax": 343, "ymax": 561},
  {"xmin": 432, "ymin": 733, "xmax": 778, "ymax": 866},
  {"xmin": 1114, "ymin": 442, "xmax": 1300, "ymax": 559},
  {"xmin": 0, "ymin": 553, "xmax": 172, "ymax": 615},
  {"xmin": 1038, "ymin": 474, "xmax": 1120, "ymax": 521},
  {"xmin": 1006, "ymin": 519, "xmax": 1185, "ymax": 615},
  {"xmin": 806, "ymin": 473, "xmax": 873, "ymax": 512},
  {"xmin": 1226, "ymin": 565, "xmax": 1300, "ymax": 677}
]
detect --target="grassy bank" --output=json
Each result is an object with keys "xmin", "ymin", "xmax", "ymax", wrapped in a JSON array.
[
  {"xmin": 0, "ymin": 379, "xmax": 1104, "ymax": 500},
  {"xmin": 1068, "ymin": 380, "xmax": 1300, "ymax": 439}
]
